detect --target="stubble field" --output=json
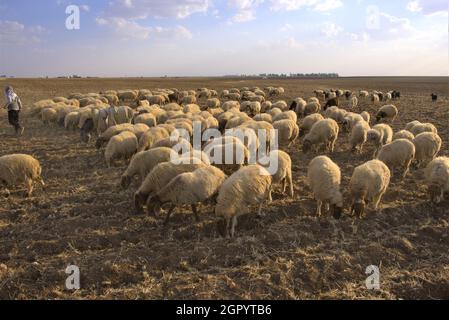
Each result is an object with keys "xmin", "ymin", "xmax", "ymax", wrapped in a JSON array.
[{"xmin": 0, "ymin": 77, "xmax": 448, "ymax": 299}]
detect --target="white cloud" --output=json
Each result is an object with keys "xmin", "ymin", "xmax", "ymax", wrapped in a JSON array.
[
  {"xmin": 321, "ymin": 22, "xmax": 343, "ymax": 37},
  {"xmin": 96, "ymin": 17, "xmax": 192, "ymax": 40},
  {"xmin": 406, "ymin": 0, "xmax": 447, "ymax": 15},
  {"xmin": 80, "ymin": 5, "xmax": 90, "ymax": 12},
  {"xmin": 270, "ymin": 0, "xmax": 342, "ymax": 12},
  {"xmin": 406, "ymin": 1, "xmax": 422, "ymax": 13},
  {"xmin": 103, "ymin": 0, "xmax": 210, "ymax": 20},
  {"xmin": 280, "ymin": 23, "xmax": 293, "ymax": 32},
  {"xmin": 0, "ymin": 20, "xmax": 45, "ymax": 44},
  {"xmin": 229, "ymin": 10, "xmax": 256, "ymax": 23},
  {"xmin": 227, "ymin": 0, "xmax": 263, "ymax": 23}
]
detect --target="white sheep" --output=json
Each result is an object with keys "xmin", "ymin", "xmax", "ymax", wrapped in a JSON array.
[
  {"xmin": 134, "ymin": 113, "xmax": 157, "ymax": 128},
  {"xmin": 104, "ymin": 131, "xmax": 138, "ymax": 167},
  {"xmin": 253, "ymin": 113, "xmax": 273, "ymax": 123},
  {"xmin": 134, "ymin": 161, "xmax": 206, "ymax": 214},
  {"xmin": 367, "ymin": 124, "xmax": 393, "ymax": 157},
  {"xmin": 349, "ymin": 160, "xmax": 391, "ymax": 218},
  {"xmin": 405, "ymin": 120, "xmax": 421, "ymax": 131},
  {"xmin": 412, "ymin": 132, "xmax": 442, "ymax": 168},
  {"xmin": 290, "ymin": 98, "xmax": 307, "ymax": 117},
  {"xmin": 215, "ymin": 165, "xmax": 272, "ymax": 238},
  {"xmin": 303, "ymin": 119, "xmax": 339, "ymax": 154},
  {"xmin": 272, "ymin": 110, "xmax": 297, "ymax": 123},
  {"xmin": 120, "ymin": 147, "xmax": 178, "ymax": 189},
  {"xmin": 409, "ymin": 122, "xmax": 438, "ymax": 136},
  {"xmin": 350, "ymin": 120, "xmax": 370, "ymax": 154},
  {"xmin": 342, "ymin": 112, "xmax": 365, "ymax": 132},
  {"xmin": 376, "ymin": 139, "xmax": 416, "ymax": 178},
  {"xmin": 349, "ymin": 96, "xmax": 358, "ymax": 109},
  {"xmin": 324, "ymin": 106, "xmax": 347, "ymax": 124},
  {"xmin": 259, "ymin": 150, "xmax": 293, "ymax": 198},
  {"xmin": 360, "ymin": 111, "xmax": 370, "ymax": 124},
  {"xmin": 307, "ymin": 156, "xmax": 343, "ymax": 218},
  {"xmin": 273, "ymin": 119, "xmax": 299, "ymax": 147},
  {"xmin": 299, "ymin": 113, "xmax": 324, "ymax": 135},
  {"xmin": 137, "ymin": 126, "xmax": 170, "ymax": 152},
  {"xmin": 393, "ymin": 130, "xmax": 415, "ymax": 141},
  {"xmin": 376, "ymin": 104, "xmax": 398, "ymax": 123},
  {"xmin": 304, "ymin": 102, "xmax": 321, "ymax": 116},
  {"xmin": 64, "ymin": 111, "xmax": 80, "ymax": 130},
  {"xmin": 146, "ymin": 165, "xmax": 227, "ymax": 227},
  {"xmin": 0, "ymin": 154, "xmax": 45, "ymax": 197},
  {"xmin": 424, "ymin": 157, "xmax": 449, "ymax": 204}
]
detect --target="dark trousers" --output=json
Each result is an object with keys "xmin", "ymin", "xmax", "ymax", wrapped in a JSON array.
[{"xmin": 8, "ymin": 110, "xmax": 22, "ymax": 133}]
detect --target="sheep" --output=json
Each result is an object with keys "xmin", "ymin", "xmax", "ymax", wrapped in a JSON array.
[
  {"xmin": 342, "ymin": 112, "xmax": 365, "ymax": 132},
  {"xmin": 405, "ymin": 120, "xmax": 421, "ymax": 131},
  {"xmin": 359, "ymin": 90, "xmax": 369, "ymax": 98},
  {"xmin": 289, "ymin": 98, "xmax": 307, "ymax": 118},
  {"xmin": 273, "ymin": 119, "xmax": 299, "ymax": 147},
  {"xmin": 376, "ymin": 105, "xmax": 398, "ymax": 123},
  {"xmin": 56, "ymin": 105, "xmax": 79, "ymax": 126},
  {"xmin": 104, "ymin": 131, "xmax": 138, "ymax": 167},
  {"xmin": 0, "ymin": 154, "xmax": 45, "ymax": 197},
  {"xmin": 147, "ymin": 95, "xmax": 167, "ymax": 105},
  {"xmin": 137, "ymin": 126, "xmax": 170, "ymax": 152},
  {"xmin": 304, "ymin": 101, "xmax": 321, "ymax": 117},
  {"xmin": 299, "ymin": 113, "xmax": 324, "ymax": 135},
  {"xmin": 64, "ymin": 111, "xmax": 80, "ymax": 130},
  {"xmin": 181, "ymin": 95, "xmax": 197, "ymax": 105},
  {"xmin": 409, "ymin": 122, "xmax": 438, "ymax": 136},
  {"xmin": 261, "ymin": 101, "xmax": 273, "ymax": 113},
  {"xmin": 367, "ymin": 124, "xmax": 393, "ymax": 157},
  {"xmin": 150, "ymin": 137, "xmax": 192, "ymax": 154},
  {"xmin": 206, "ymin": 98, "xmax": 221, "ymax": 109},
  {"xmin": 360, "ymin": 111, "xmax": 371, "ymax": 124},
  {"xmin": 393, "ymin": 130, "xmax": 415, "ymax": 141},
  {"xmin": 424, "ymin": 157, "xmax": 449, "ymax": 204},
  {"xmin": 134, "ymin": 161, "xmax": 206, "ymax": 214},
  {"xmin": 134, "ymin": 113, "xmax": 157, "ymax": 128},
  {"xmin": 120, "ymin": 147, "xmax": 178, "ymax": 189},
  {"xmin": 308, "ymin": 97, "xmax": 320, "ymax": 104},
  {"xmin": 431, "ymin": 93, "xmax": 438, "ymax": 102},
  {"xmin": 412, "ymin": 132, "xmax": 442, "ymax": 168},
  {"xmin": 271, "ymin": 100, "xmax": 288, "ymax": 111},
  {"xmin": 267, "ymin": 107, "xmax": 283, "ymax": 118},
  {"xmin": 146, "ymin": 165, "xmax": 227, "ymax": 227},
  {"xmin": 241, "ymin": 101, "xmax": 261, "ymax": 117},
  {"xmin": 206, "ymin": 141, "xmax": 249, "ymax": 173},
  {"xmin": 253, "ymin": 113, "xmax": 273, "ymax": 123},
  {"xmin": 222, "ymin": 101, "xmax": 240, "ymax": 112},
  {"xmin": 349, "ymin": 96, "xmax": 358, "ymax": 109},
  {"xmin": 117, "ymin": 90, "xmax": 138, "ymax": 102},
  {"xmin": 215, "ymin": 165, "xmax": 272, "ymax": 238},
  {"xmin": 303, "ymin": 119, "xmax": 339, "ymax": 154},
  {"xmin": 350, "ymin": 120, "xmax": 370, "ymax": 154},
  {"xmin": 259, "ymin": 150, "xmax": 293, "ymax": 198},
  {"xmin": 323, "ymin": 97, "xmax": 339, "ymax": 111},
  {"xmin": 376, "ymin": 139, "xmax": 416, "ymax": 178},
  {"xmin": 324, "ymin": 106, "xmax": 347, "ymax": 124},
  {"xmin": 41, "ymin": 107, "xmax": 58, "ymax": 125},
  {"xmin": 371, "ymin": 94, "xmax": 380, "ymax": 105},
  {"xmin": 307, "ymin": 156, "xmax": 343, "ymax": 218},
  {"xmin": 349, "ymin": 160, "xmax": 391, "ymax": 218},
  {"xmin": 272, "ymin": 110, "xmax": 297, "ymax": 123},
  {"xmin": 80, "ymin": 118, "xmax": 94, "ymax": 143}
]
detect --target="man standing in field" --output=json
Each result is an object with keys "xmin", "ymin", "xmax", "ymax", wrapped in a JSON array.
[{"xmin": 3, "ymin": 86, "xmax": 25, "ymax": 136}]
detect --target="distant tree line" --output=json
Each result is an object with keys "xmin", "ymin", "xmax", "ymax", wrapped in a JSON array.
[{"xmin": 224, "ymin": 73, "xmax": 339, "ymax": 78}]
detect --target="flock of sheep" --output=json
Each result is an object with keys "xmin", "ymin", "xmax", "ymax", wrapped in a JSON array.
[{"xmin": 0, "ymin": 85, "xmax": 447, "ymax": 238}]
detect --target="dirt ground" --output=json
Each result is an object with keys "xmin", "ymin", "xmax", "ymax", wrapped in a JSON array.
[{"xmin": 0, "ymin": 77, "xmax": 448, "ymax": 300}]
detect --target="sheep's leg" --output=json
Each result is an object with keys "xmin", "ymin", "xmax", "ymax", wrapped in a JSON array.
[
  {"xmin": 372, "ymin": 192, "xmax": 385, "ymax": 213},
  {"xmin": 225, "ymin": 218, "xmax": 231, "ymax": 238},
  {"xmin": 316, "ymin": 199, "xmax": 322, "ymax": 217},
  {"xmin": 191, "ymin": 204, "xmax": 200, "ymax": 222},
  {"xmin": 402, "ymin": 160, "xmax": 412, "ymax": 179},
  {"xmin": 230, "ymin": 216, "xmax": 238, "ymax": 238},
  {"xmin": 163, "ymin": 204, "xmax": 176, "ymax": 228},
  {"xmin": 288, "ymin": 170, "xmax": 294, "ymax": 198},
  {"xmin": 25, "ymin": 178, "xmax": 33, "ymax": 197},
  {"xmin": 282, "ymin": 178, "xmax": 287, "ymax": 194},
  {"xmin": 257, "ymin": 201, "xmax": 264, "ymax": 217}
]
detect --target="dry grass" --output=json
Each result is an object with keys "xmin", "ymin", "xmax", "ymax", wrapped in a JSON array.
[{"xmin": 0, "ymin": 77, "xmax": 448, "ymax": 299}]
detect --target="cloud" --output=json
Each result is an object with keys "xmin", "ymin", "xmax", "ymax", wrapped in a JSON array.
[
  {"xmin": 270, "ymin": 0, "xmax": 342, "ymax": 12},
  {"xmin": 406, "ymin": 0, "xmax": 448, "ymax": 15},
  {"xmin": 0, "ymin": 20, "xmax": 45, "ymax": 45},
  {"xmin": 321, "ymin": 22, "xmax": 343, "ymax": 37},
  {"xmin": 229, "ymin": 10, "xmax": 256, "ymax": 23},
  {"xmin": 280, "ymin": 23, "xmax": 293, "ymax": 32},
  {"xmin": 103, "ymin": 0, "xmax": 211, "ymax": 20},
  {"xmin": 227, "ymin": 0, "xmax": 263, "ymax": 23},
  {"xmin": 96, "ymin": 17, "xmax": 192, "ymax": 40}
]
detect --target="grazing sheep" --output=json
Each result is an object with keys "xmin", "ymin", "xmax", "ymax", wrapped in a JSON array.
[
  {"xmin": 259, "ymin": 150, "xmax": 293, "ymax": 198},
  {"xmin": 431, "ymin": 93, "xmax": 438, "ymax": 102},
  {"xmin": 206, "ymin": 141, "xmax": 249, "ymax": 173},
  {"xmin": 253, "ymin": 113, "xmax": 273, "ymax": 123},
  {"xmin": 303, "ymin": 119, "xmax": 339, "ymax": 154},
  {"xmin": 267, "ymin": 107, "xmax": 283, "ymax": 118},
  {"xmin": 299, "ymin": 113, "xmax": 324, "ymax": 135},
  {"xmin": 308, "ymin": 97, "xmax": 320, "ymax": 104},
  {"xmin": 261, "ymin": 101, "xmax": 273, "ymax": 113},
  {"xmin": 342, "ymin": 112, "xmax": 365, "ymax": 132},
  {"xmin": 104, "ymin": 131, "xmax": 138, "ymax": 167},
  {"xmin": 409, "ymin": 122, "xmax": 438, "ymax": 136},
  {"xmin": 371, "ymin": 94, "xmax": 380, "ymax": 105},
  {"xmin": 393, "ymin": 130, "xmax": 415, "ymax": 141},
  {"xmin": 206, "ymin": 98, "xmax": 221, "ymax": 109},
  {"xmin": 64, "ymin": 111, "xmax": 80, "ymax": 130},
  {"xmin": 304, "ymin": 101, "xmax": 321, "ymax": 117},
  {"xmin": 367, "ymin": 124, "xmax": 393, "ymax": 157},
  {"xmin": 137, "ymin": 126, "xmax": 170, "ymax": 152},
  {"xmin": 359, "ymin": 90, "xmax": 369, "ymax": 98},
  {"xmin": 241, "ymin": 101, "xmax": 261, "ymax": 117},
  {"xmin": 424, "ymin": 157, "xmax": 449, "ymax": 203},
  {"xmin": 134, "ymin": 161, "xmax": 206, "ymax": 214},
  {"xmin": 405, "ymin": 120, "xmax": 421, "ymax": 131},
  {"xmin": 181, "ymin": 95, "xmax": 197, "ymax": 105},
  {"xmin": 0, "ymin": 154, "xmax": 45, "ymax": 197},
  {"xmin": 289, "ymin": 98, "xmax": 307, "ymax": 117},
  {"xmin": 323, "ymin": 97, "xmax": 339, "ymax": 111},
  {"xmin": 349, "ymin": 160, "xmax": 391, "ymax": 218},
  {"xmin": 413, "ymin": 132, "xmax": 442, "ymax": 168},
  {"xmin": 376, "ymin": 105, "xmax": 398, "ymax": 123},
  {"xmin": 273, "ymin": 119, "xmax": 299, "ymax": 147},
  {"xmin": 360, "ymin": 111, "xmax": 371, "ymax": 124},
  {"xmin": 307, "ymin": 156, "xmax": 343, "ymax": 218},
  {"xmin": 222, "ymin": 101, "xmax": 240, "ymax": 111},
  {"xmin": 215, "ymin": 165, "xmax": 272, "ymax": 238},
  {"xmin": 349, "ymin": 96, "xmax": 358, "ymax": 109},
  {"xmin": 272, "ymin": 110, "xmax": 297, "ymax": 123},
  {"xmin": 324, "ymin": 106, "xmax": 347, "ymax": 124},
  {"xmin": 80, "ymin": 118, "xmax": 95, "ymax": 143},
  {"xmin": 350, "ymin": 120, "xmax": 370, "ymax": 154},
  {"xmin": 134, "ymin": 113, "xmax": 157, "ymax": 128},
  {"xmin": 376, "ymin": 139, "xmax": 416, "ymax": 178},
  {"xmin": 151, "ymin": 137, "xmax": 192, "ymax": 153},
  {"xmin": 146, "ymin": 165, "xmax": 227, "ymax": 227},
  {"xmin": 41, "ymin": 107, "xmax": 58, "ymax": 125},
  {"xmin": 120, "ymin": 147, "xmax": 178, "ymax": 189}
]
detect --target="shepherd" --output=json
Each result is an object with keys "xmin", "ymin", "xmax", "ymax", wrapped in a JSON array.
[{"xmin": 3, "ymin": 86, "xmax": 24, "ymax": 135}]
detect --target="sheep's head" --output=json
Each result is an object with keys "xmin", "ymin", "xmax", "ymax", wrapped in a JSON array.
[
  {"xmin": 146, "ymin": 195, "xmax": 162, "ymax": 216},
  {"xmin": 302, "ymin": 139, "xmax": 312, "ymax": 154},
  {"xmin": 428, "ymin": 183, "xmax": 443, "ymax": 204},
  {"xmin": 120, "ymin": 175, "xmax": 131, "ymax": 190},
  {"xmin": 330, "ymin": 205, "xmax": 343, "ymax": 220},
  {"xmin": 342, "ymin": 119, "xmax": 351, "ymax": 132},
  {"xmin": 134, "ymin": 192, "xmax": 147, "ymax": 215},
  {"xmin": 367, "ymin": 129, "xmax": 380, "ymax": 143},
  {"xmin": 350, "ymin": 190, "xmax": 367, "ymax": 218},
  {"xmin": 289, "ymin": 101, "xmax": 297, "ymax": 111},
  {"xmin": 376, "ymin": 111, "xmax": 386, "ymax": 123}
]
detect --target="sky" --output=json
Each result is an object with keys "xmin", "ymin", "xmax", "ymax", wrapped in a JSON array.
[{"xmin": 0, "ymin": 0, "xmax": 448, "ymax": 77}]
